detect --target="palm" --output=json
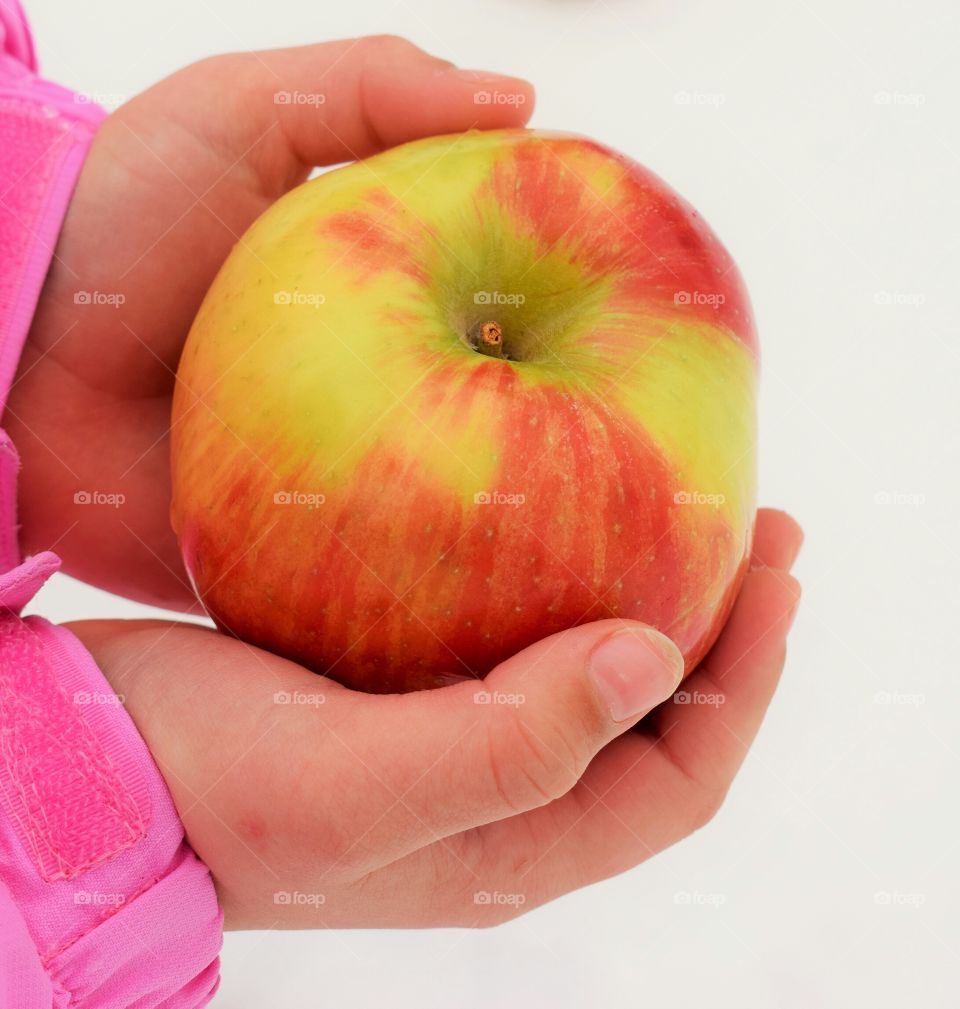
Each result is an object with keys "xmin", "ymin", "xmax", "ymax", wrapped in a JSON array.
[{"xmin": 7, "ymin": 38, "xmax": 535, "ymax": 608}]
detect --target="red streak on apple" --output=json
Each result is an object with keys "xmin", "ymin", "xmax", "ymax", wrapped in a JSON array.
[
  {"xmin": 487, "ymin": 138, "xmax": 757, "ymax": 353},
  {"xmin": 322, "ymin": 189, "xmax": 432, "ymax": 287}
]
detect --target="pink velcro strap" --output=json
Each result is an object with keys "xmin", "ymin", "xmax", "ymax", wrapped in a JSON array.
[
  {"xmin": 0, "ymin": 87, "xmax": 103, "ymax": 419},
  {"xmin": 0, "ymin": 615, "xmax": 149, "ymax": 881},
  {"xmin": 0, "ymin": 614, "xmax": 223, "ymax": 1006}
]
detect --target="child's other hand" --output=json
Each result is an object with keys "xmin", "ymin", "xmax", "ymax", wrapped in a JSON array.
[
  {"xmin": 9, "ymin": 37, "xmax": 533, "ymax": 609},
  {"xmin": 66, "ymin": 509, "xmax": 801, "ymax": 929}
]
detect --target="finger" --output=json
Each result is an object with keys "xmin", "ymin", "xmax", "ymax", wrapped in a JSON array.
[
  {"xmin": 190, "ymin": 36, "xmax": 534, "ymax": 188},
  {"xmin": 645, "ymin": 566, "xmax": 801, "ymax": 793},
  {"xmin": 397, "ymin": 567, "xmax": 802, "ymax": 922},
  {"xmin": 750, "ymin": 507, "xmax": 803, "ymax": 570},
  {"xmin": 321, "ymin": 619, "xmax": 684, "ymax": 872}
]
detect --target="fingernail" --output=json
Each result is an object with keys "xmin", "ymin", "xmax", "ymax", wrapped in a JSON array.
[{"xmin": 589, "ymin": 628, "xmax": 684, "ymax": 722}]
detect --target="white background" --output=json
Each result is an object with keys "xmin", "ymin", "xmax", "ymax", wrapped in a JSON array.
[{"xmin": 23, "ymin": 0, "xmax": 959, "ymax": 1006}]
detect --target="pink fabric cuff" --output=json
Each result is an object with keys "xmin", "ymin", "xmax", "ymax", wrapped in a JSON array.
[
  {"xmin": 0, "ymin": 565, "xmax": 223, "ymax": 1007},
  {"xmin": 0, "ymin": 0, "xmax": 104, "ymax": 571},
  {"xmin": 1, "ymin": 3, "xmax": 224, "ymax": 1005}
]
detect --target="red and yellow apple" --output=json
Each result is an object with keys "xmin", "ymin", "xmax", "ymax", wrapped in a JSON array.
[{"xmin": 171, "ymin": 128, "xmax": 757, "ymax": 693}]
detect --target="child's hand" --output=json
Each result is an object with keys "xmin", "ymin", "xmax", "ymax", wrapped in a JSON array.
[
  {"xmin": 65, "ymin": 508, "xmax": 801, "ymax": 929},
  {"xmin": 8, "ymin": 37, "xmax": 533, "ymax": 610}
]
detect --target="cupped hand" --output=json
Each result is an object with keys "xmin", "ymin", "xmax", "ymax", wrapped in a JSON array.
[
  {"xmin": 66, "ymin": 508, "xmax": 802, "ymax": 929},
  {"xmin": 8, "ymin": 37, "xmax": 534, "ymax": 610}
]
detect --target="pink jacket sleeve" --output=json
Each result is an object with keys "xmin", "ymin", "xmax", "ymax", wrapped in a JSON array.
[{"xmin": 0, "ymin": 4, "xmax": 223, "ymax": 1006}]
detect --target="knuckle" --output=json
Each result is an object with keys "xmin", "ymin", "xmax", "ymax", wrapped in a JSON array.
[
  {"xmin": 431, "ymin": 833, "xmax": 534, "ymax": 929},
  {"xmin": 184, "ymin": 51, "xmax": 239, "ymax": 81},
  {"xmin": 687, "ymin": 782, "xmax": 727, "ymax": 832},
  {"xmin": 485, "ymin": 710, "xmax": 583, "ymax": 813},
  {"xmin": 179, "ymin": 51, "xmax": 271, "ymax": 101},
  {"xmin": 359, "ymin": 34, "xmax": 420, "ymax": 60}
]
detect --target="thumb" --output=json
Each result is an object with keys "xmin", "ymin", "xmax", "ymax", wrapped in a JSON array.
[
  {"xmin": 362, "ymin": 620, "xmax": 684, "ymax": 851},
  {"xmin": 179, "ymin": 35, "xmax": 534, "ymax": 190}
]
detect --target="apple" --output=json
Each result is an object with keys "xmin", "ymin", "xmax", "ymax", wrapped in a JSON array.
[{"xmin": 171, "ymin": 128, "xmax": 758, "ymax": 694}]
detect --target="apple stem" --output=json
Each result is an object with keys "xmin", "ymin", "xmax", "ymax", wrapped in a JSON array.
[{"xmin": 472, "ymin": 320, "xmax": 505, "ymax": 359}]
